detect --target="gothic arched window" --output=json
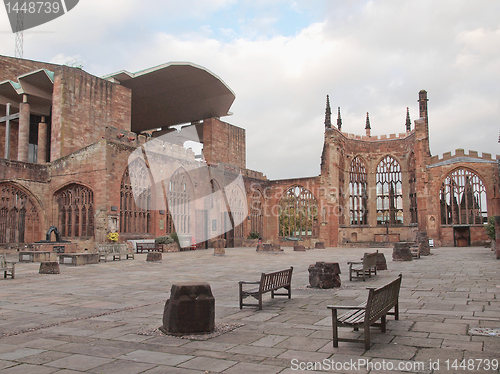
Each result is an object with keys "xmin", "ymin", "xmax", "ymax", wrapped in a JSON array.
[
  {"xmin": 166, "ymin": 168, "xmax": 192, "ymax": 236},
  {"xmin": 55, "ymin": 184, "xmax": 94, "ymax": 237},
  {"xmin": 120, "ymin": 161, "xmax": 152, "ymax": 234},
  {"xmin": 376, "ymin": 156, "xmax": 403, "ymax": 226},
  {"xmin": 279, "ymin": 186, "xmax": 318, "ymax": 238},
  {"xmin": 0, "ymin": 183, "xmax": 41, "ymax": 243},
  {"xmin": 338, "ymin": 152, "xmax": 345, "ymax": 225},
  {"xmin": 228, "ymin": 186, "xmax": 246, "ymax": 238},
  {"xmin": 250, "ymin": 189, "xmax": 264, "ymax": 236},
  {"xmin": 349, "ymin": 156, "xmax": 368, "ymax": 225},
  {"xmin": 408, "ymin": 152, "xmax": 418, "ymax": 224},
  {"xmin": 440, "ymin": 169, "xmax": 487, "ymax": 225}
]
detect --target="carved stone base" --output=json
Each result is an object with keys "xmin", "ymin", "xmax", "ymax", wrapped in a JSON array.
[
  {"xmin": 160, "ymin": 283, "xmax": 215, "ymax": 335},
  {"xmin": 392, "ymin": 242, "xmax": 413, "ymax": 261},
  {"xmin": 39, "ymin": 261, "xmax": 60, "ymax": 274},
  {"xmin": 147, "ymin": 252, "xmax": 162, "ymax": 262},
  {"xmin": 308, "ymin": 262, "xmax": 341, "ymax": 288}
]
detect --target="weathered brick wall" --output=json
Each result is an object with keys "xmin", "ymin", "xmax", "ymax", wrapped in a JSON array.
[
  {"xmin": 203, "ymin": 118, "xmax": 246, "ymax": 170},
  {"xmin": 51, "ymin": 66, "xmax": 132, "ymax": 161},
  {"xmin": 0, "ymin": 55, "xmax": 60, "ymax": 82}
]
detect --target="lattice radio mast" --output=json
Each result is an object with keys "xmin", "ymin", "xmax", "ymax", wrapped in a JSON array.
[{"xmin": 14, "ymin": 1, "xmax": 24, "ymax": 58}]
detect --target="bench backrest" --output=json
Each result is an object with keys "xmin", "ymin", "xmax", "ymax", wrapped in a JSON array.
[
  {"xmin": 365, "ymin": 274, "xmax": 402, "ymax": 323},
  {"xmin": 259, "ymin": 267, "xmax": 293, "ymax": 293},
  {"xmin": 363, "ymin": 250, "xmax": 378, "ymax": 269},
  {"xmin": 137, "ymin": 243, "xmax": 156, "ymax": 249}
]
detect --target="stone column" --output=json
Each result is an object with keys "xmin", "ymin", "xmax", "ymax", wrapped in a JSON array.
[
  {"xmin": 17, "ymin": 96, "xmax": 30, "ymax": 162},
  {"xmin": 37, "ymin": 116, "xmax": 47, "ymax": 163},
  {"xmin": 4, "ymin": 103, "xmax": 11, "ymax": 159}
]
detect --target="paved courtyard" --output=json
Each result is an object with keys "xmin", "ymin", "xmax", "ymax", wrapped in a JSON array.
[{"xmin": 0, "ymin": 245, "xmax": 498, "ymax": 373}]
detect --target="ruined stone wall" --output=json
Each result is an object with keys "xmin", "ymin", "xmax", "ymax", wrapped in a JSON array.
[
  {"xmin": 425, "ymin": 149, "xmax": 500, "ymax": 246},
  {"xmin": 51, "ymin": 66, "xmax": 132, "ymax": 161},
  {"xmin": 202, "ymin": 118, "xmax": 246, "ymax": 170}
]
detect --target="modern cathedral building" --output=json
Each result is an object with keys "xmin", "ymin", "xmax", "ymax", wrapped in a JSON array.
[{"xmin": 0, "ymin": 55, "xmax": 498, "ymax": 251}]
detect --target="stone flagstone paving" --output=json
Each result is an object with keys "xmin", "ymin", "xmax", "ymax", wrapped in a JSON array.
[{"xmin": 0, "ymin": 246, "xmax": 498, "ymax": 373}]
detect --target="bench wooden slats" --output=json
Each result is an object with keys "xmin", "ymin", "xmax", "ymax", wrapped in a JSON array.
[
  {"xmin": 136, "ymin": 243, "xmax": 162, "ymax": 253},
  {"xmin": 239, "ymin": 267, "xmax": 293, "ymax": 310},
  {"xmin": 348, "ymin": 250, "xmax": 378, "ymax": 281},
  {"xmin": 327, "ymin": 274, "xmax": 402, "ymax": 350},
  {"xmin": 0, "ymin": 253, "xmax": 15, "ymax": 279}
]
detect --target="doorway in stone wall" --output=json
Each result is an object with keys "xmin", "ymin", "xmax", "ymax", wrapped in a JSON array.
[{"xmin": 453, "ymin": 225, "xmax": 470, "ymax": 247}]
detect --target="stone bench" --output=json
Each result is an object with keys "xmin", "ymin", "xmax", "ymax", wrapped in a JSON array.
[
  {"xmin": 59, "ymin": 253, "xmax": 99, "ymax": 266},
  {"xmin": 19, "ymin": 251, "xmax": 58, "ymax": 262}
]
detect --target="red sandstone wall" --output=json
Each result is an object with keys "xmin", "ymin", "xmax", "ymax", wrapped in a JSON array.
[
  {"xmin": 203, "ymin": 118, "xmax": 246, "ymax": 170},
  {"xmin": 50, "ymin": 66, "xmax": 131, "ymax": 161},
  {"xmin": 0, "ymin": 55, "xmax": 60, "ymax": 82}
]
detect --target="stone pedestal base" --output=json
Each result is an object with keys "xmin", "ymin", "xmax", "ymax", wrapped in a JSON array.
[
  {"xmin": 416, "ymin": 231, "xmax": 431, "ymax": 256},
  {"xmin": 160, "ymin": 283, "xmax": 215, "ymax": 335},
  {"xmin": 314, "ymin": 242, "xmax": 325, "ymax": 249},
  {"xmin": 213, "ymin": 239, "xmax": 226, "ymax": 256},
  {"xmin": 308, "ymin": 262, "xmax": 341, "ymax": 288},
  {"xmin": 39, "ymin": 261, "xmax": 60, "ymax": 274},
  {"xmin": 392, "ymin": 242, "xmax": 413, "ymax": 261},
  {"xmin": 147, "ymin": 252, "xmax": 162, "ymax": 262},
  {"xmin": 293, "ymin": 245, "xmax": 306, "ymax": 251}
]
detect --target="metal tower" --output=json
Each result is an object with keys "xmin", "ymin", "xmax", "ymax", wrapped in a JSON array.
[{"xmin": 14, "ymin": 2, "xmax": 24, "ymax": 58}]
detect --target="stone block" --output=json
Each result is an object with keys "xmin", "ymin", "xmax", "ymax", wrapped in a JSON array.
[
  {"xmin": 293, "ymin": 245, "xmax": 306, "ymax": 251},
  {"xmin": 376, "ymin": 252, "xmax": 387, "ymax": 270},
  {"xmin": 147, "ymin": 252, "xmax": 162, "ymax": 262},
  {"xmin": 160, "ymin": 283, "xmax": 215, "ymax": 335},
  {"xmin": 392, "ymin": 242, "xmax": 413, "ymax": 261},
  {"xmin": 314, "ymin": 242, "xmax": 325, "ymax": 249},
  {"xmin": 39, "ymin": 261, "xmax": 60, "ymax": 274},
  {"xmin": 308, "ymin": 262, "xmax": 341, "ymax": 289}
]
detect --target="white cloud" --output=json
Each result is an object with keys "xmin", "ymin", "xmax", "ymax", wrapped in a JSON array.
[{"xmin": 1, "ymin": 0, "xmax": 499, "ymax": 179}]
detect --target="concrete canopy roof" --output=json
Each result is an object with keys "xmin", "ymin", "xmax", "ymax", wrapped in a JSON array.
[{"xmin": 104, "ymin": 62, "xmax": 236, "ymax": 133}]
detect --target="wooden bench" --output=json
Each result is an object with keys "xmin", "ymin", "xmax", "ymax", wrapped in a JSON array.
[
  {"xmin": 0, "ymin": 253, "xmax": 15, "ymax": 279},
  {"xmin": 348, "ymin": 250, "xmax": 378, "ymax": 281},
  {"xmin": 98, "ymin": 244, "xmax": 134, "ymax": 262},
  {"xmin": 327, "ymin": 274, "xmax": 402, "ymax": 350},
  {"xmin": 136, "ymin": 243, "xmax": 162, "ymax": 253},
  {"xmin": 239, "ymin": 267, "xmax": 293, "ymax": 310}
]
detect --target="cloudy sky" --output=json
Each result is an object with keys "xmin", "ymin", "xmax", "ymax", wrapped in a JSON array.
[{"xmin": 1, "ymin": 0, "xmax": 499, "ymax": 179}]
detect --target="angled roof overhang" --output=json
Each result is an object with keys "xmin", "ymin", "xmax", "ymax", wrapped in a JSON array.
[{"xmin": 104, "ymin": 62, "xmax": 235, "ymax": 133}]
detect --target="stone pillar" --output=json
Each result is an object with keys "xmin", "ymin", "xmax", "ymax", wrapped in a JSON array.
[
  {"xmin": 37, "ymin": 116, "xmax": 47, "ymax": 163},
  {"xmin": 17, "ymin": 97, "xmax": 30, "ymax": 162},
  {"xmin": 4, "ymin": 102, "xmax": 12, "ymax": 159}
]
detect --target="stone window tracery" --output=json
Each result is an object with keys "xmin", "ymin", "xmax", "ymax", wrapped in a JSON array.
[
  {"xmin": 166, "ymin": 168, "xmax": 192, "ymax": 235},
  {"xmin": 408, "ymin": 152, "xmax": 418, "ymax": 224},
  {"xmin": 0, "ymin": 183, "xmax": 40, "ymax": 243},
  {"xmin": 228, "ymin": 186, "xmax": 246, "ymax": 238},
  {"xmin": 120, "ymin": 161, "xmax": 151, "ymax": 234},
  {"xmin": 440, "ymin": 168, "xmax": 487, "ymax": 225},
  {"xmin": 250, "ymin": 189, "xmax": 264, "ymax": 236},
  {"xmin": 376, "ymin": 156, "xmax": 403, "ymax": 226},
  {"xmin": 279, "ymin": 186, "xmax": 318, "ymax": 238},
  {"xmin": 55, "ymin": 184, "xmax": 94, "ymax": 237},
  {"xmin": 349, "ymin": 156, "xmax": 368, "ymax": 225}
]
